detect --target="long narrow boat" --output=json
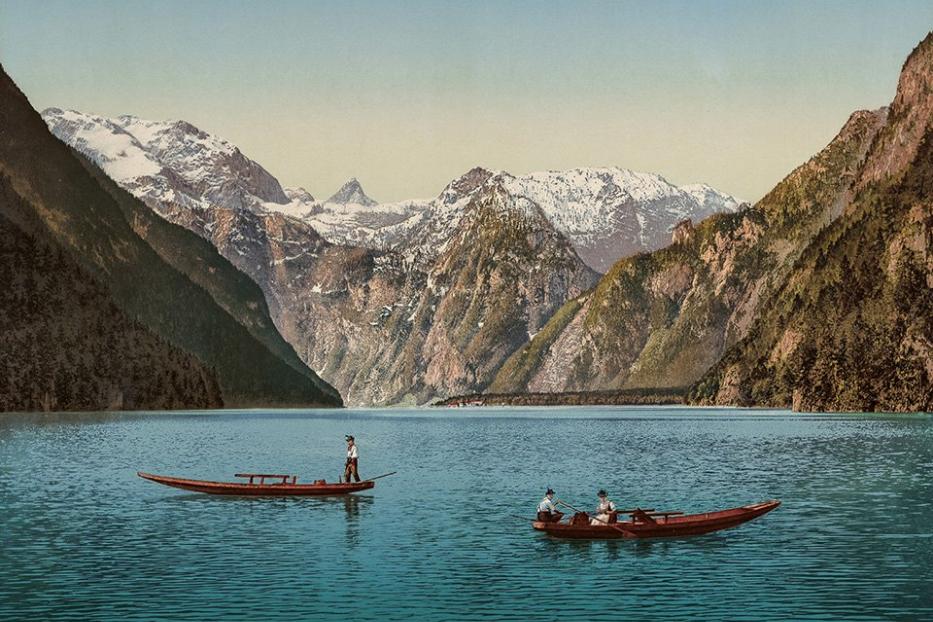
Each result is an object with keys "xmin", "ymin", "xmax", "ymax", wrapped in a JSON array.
[
  {"xmin": 137, "ymin": 471, "xmax": 385, "ymax": 496},
  {"xmin": 532, "ymin": 499, "xmax": 780, "ymax": 539}
]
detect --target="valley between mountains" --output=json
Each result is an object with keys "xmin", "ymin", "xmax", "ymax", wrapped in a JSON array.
[
  {"xmin": 39, "ymin": 108, "xmax": 740, "ymax": 406},
  {"xmin": 2, "ymin": 33, "xmax": 931, "ymax": 412}
]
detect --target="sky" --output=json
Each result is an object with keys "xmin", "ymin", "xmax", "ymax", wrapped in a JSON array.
[{"xmin": 1, "ymin": 1, "xmax": 932, "ymax": 203}]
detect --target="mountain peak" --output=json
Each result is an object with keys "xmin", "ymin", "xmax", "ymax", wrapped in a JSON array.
[
  {"xmin": 439, "ymin": 166, "xmax": 498, "ymax": 203},
  {"xmin": 284, "ymin": 186, "xmax": 315, "ymax": 203},
  {"xmin": 325, "ymin": 177, "xmax": 377, "ymax": 206},
  {"xmin": 858, "ymin": 33, "xmax": 933, "ymax": 186},
  {"xmin": 894, "ymin": 31, "xmax": 933, "ymax": 113},
  {"xmin": 42, "ymin": 108, "xmax": 289, "ymax": 206},
  {"xmin": 167, "ymin": 119, "xmax": 208, "ymax": 139}
]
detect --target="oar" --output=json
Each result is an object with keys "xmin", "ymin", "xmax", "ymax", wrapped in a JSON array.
[
  {"xmin": 364, "ymin": 471, "xmax": 397, "ymax": 482},
  {"xmin": 509, "ymin": 514, "xmax": 537, "ymax": 522},
  {"xmin": 557, "ymin": 500, "xmax": 634, "ymax": 537},
  {"xmin": 556, "ymin": 499, "xmax": 591, "ymax": 515}
]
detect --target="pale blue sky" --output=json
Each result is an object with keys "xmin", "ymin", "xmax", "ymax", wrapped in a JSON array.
[{"xmin": 2, "ymin": 1, "xmax": 931, "ymax": 201}]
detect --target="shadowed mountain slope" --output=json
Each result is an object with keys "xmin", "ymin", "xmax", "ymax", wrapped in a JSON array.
[{"xmin": 0, "ymin": 65, "xmax": 341, "ymax": 408}]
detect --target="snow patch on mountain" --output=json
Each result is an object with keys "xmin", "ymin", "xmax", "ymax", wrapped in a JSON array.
[
  {"xmin": 43, "ymin": 108, "xmax": 742, "ymax": 273},
  {"xmin": 301, "ymin": 167, "xmax": 743, "ymax": 272},
  {"xmin": 325, "ymin": 177, "xmax": 377, "ymax": 207},
  {"xmin": 42, "ymin": 108, "xmax": 288, "ymax": 217}
]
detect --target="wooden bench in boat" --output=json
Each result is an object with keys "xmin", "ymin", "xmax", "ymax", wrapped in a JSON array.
[
  {"xmin": 628, "ymin": 508, "xmax": 686, "ymax": 524},
  {"xmin": 234, "ymin": 473, "xmax": 297, "ymax": 485}
]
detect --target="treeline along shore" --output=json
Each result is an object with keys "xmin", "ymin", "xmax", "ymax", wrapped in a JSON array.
[{"xmin": 434, "ymin": 387, "xmax": 687, "ymax": 407}]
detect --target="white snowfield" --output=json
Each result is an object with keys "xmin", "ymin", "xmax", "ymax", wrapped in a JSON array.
[
  {"xmin": 294, "ymin": 167, "xmax": 742, "ymax": 271},
  {"xmin": 42, "ymin": 107, "xmax": 288, "ymax": 216},
  {"xmin": 42, "ymin": 108, "xmax": 742, "ymax": 272}
]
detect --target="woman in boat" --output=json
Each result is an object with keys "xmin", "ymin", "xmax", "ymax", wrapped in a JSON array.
[
  {"xmin": 344, "ymin": 435, "xmax": 360, "ymax": 483},
  {"xmin": 536, "ymin": 488, "xmax": 563, "ymax": 522},
  {"xmin": 591, "ymin": 489, "xmax": 617, "ymax": 525}
]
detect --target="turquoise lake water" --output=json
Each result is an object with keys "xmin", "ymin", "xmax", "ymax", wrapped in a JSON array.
[{"xmin": 1, "ymin": 407, "xmax": 931, "ymax": 621}]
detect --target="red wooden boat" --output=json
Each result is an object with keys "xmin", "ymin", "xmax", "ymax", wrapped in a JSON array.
[
  {"xmin": 532, "ymin": 499, "xmax": 780, "ymax": 539},
  {"xmin": 137, "ymin": 471, "xmax": 393, "ymax": 496}
]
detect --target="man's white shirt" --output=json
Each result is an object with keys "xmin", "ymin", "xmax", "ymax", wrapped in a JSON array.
[
  {"xmin": 347, "ymin": 445, "xmax": 358, "ymax": 459},
  {"xmin": 597, "ymin": 499, "xmax": 616, "ymax": 513},
  {"xmin": 537, "ymin": 496, "xmax": 558, "ymax": 513}
]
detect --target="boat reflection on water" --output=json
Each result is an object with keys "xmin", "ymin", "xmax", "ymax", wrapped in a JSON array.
[
  {"xmin": 340, "ymin": 494, "xmax": 374, "ymax": 547},
  {"xmin": 340, "ymin": 493, "xmax": 372, "ymax": 519},
  {"xmin": 153, "ymin": 491, "xmax": 374, "ymax": 513},
  {"xmin": 147, "ymin": 490, "xmax": 376, "ymax": 547},
  {"xmin": 541, "ymin": 523, "xmax": 738, "ymax": 564}
]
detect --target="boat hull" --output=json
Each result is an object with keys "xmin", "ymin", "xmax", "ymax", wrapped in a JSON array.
[
  {"xmin": 532, "ymin": 500, "xmax": 780, "ymax": 539},
  {"xmin": 137, "ymin": 472, "xmax": 375, "ymax": 496}
]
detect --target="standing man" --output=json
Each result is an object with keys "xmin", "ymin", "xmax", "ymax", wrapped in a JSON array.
[
  {"xmin": 536, "ymin": 488, "xmax": 564, "ymax": 522},
  {"xmin": 344, "ymin": 435, "xmax": 360, "ymax": 483}
]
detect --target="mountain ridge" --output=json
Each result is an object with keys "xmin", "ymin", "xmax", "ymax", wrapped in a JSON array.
[
  {"xmin": 688, "ymin": 32, "xmax": 933, "ymax": 412},
  {"xmin": 490, "ymin": 105, "xmax": 889, "ymax": 396},
  {"xmin": 325, "ymin": 177, "xmax": 377, "ymax": 206},
  {"xmin": 43, "ymin": 108, "xmax": 737, "ymax": 405},
  {"xmin": 492, "ymin": 33, "xmax": 932, "ymax": 412},
  {"xmin": 42, "ymin": 108, "xmax": 741, "ymax": 274},
  {"xmin": 2, "ymin": 67, "xmax": 341, "ymax": 408}
]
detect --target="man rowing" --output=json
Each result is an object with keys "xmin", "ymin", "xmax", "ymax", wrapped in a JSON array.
[
  {"xmin": 536, "ymin": 488, "xmax": 564, "ymax": 522},
  {"xmin": 344, "ymin": 435, "xmax": 361, "ymax": 482},
  {"xmin": 591, "ymin": 489, "xmax": 617, "ymax": 525}
]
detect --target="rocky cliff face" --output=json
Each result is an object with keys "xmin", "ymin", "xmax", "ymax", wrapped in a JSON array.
[
  {"xmin": 858, "ymin": 33, "xmax": 933, "ymax": 188},
  {"xmin": 690, "ymin": 33, "xmax": 933, "ymax": 412},
  {"xmin": 491, "ymin": 107, "xmax": 888, "ymax": 395},
  {"xmin": 239, "ymin": 183, "xmax": 598, "ymax": 405},
  {"xmin": 47, "ymin": 110, "xmax": 743, "ymax": 405},
  {"xmin": 295, "ymin": 167, "xmax": 741, "ymax": 273},
  {"xmin": 494, "ymin": 34, "xmax": 933, "ymax": 412}
]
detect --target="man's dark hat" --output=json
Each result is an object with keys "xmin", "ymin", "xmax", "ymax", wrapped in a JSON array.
[
  {"xmin": 345, "ymin": 435, "xmax": 354, "ymax": 441},
  {"xmin": 597, "ymin": 489, "xmax": 607, "ymax": 497},
  {"xmin": 546, "ymin": 488, "xmax": 555, "ymax": 495}
]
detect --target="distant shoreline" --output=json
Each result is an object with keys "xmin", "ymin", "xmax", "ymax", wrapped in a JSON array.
[{"xmin": 433, "ymin": 387, "xmax": 687, "ymax": 407}]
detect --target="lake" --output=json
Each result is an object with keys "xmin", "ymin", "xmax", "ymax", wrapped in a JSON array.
[{"xmin": 1, "ymin": 407, "xmax": 931, "ymax": 621}]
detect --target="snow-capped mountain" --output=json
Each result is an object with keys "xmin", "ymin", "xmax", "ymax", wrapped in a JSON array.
[
  {"xmin": 44, "ymin": 108, "xmax": 740, "ymax": 273},
  {"xmin": 42, "ymin": 108, "xmax": 289, "ymax": 217},
  {"xmin": 41, "ymin": 107, "xmax": 736, "ymax": 405},
  {"xmin": 325, "ymin": 177, "xmax": 378, "ymax": 206},
  {"xmin": 498, "ymin": 168, "xmax": 742, "ymax": 272},
  {"xmin": 290, "ymin": 166, "xmax": 742, "ymax": 272}
]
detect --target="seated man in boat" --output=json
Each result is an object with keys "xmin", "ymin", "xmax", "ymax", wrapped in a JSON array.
[
  {"xmin": 591, "ymin": 489, "xmax": 617, "ymax": 525},
  {"xmin": 344, "ymin": 435, "xmax": 361, "ymax": 482},
  {"xmin": 536, "ymin": 488, "xmax": 563, "ymax": 522}
]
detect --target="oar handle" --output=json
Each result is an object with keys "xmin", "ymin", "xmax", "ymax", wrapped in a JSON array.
[
  {"xmin": 364, "ymin": 471, "xmax": 397, "ymax": 482},
  {"xmin": 556, "ymin": 500, "xmax": 586, "ymax": 514}
]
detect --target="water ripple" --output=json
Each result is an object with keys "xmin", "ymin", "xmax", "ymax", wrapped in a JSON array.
[{"xmin": 0, "ymin": 408, "xmax": 931, "ymax": 620}]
